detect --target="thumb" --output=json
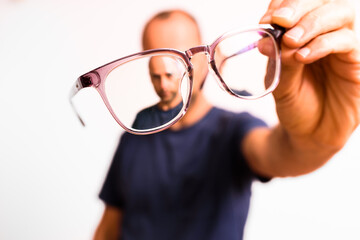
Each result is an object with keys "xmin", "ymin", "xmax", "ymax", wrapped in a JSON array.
[{"xmin": 272, "ymin": 44, "xmax": 305, "ymax": 101}]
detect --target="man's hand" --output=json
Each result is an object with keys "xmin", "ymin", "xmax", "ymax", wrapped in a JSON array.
[
  {"xmin": 261, "ymin": 0, "xmax": 360, "ymax": 150},
  {"xmin": 244, "ymin": 0, "xmax": 360, "ymax": 177}
]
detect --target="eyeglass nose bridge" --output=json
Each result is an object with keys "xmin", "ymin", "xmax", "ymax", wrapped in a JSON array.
[{"xmin": 185, "ymin": 45, "xmax": 210, "ymax": 60}]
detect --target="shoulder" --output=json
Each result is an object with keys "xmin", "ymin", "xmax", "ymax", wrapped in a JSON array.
[
  {"xmin": 206, "ymin": 107, "xmax": 267, "ymax": 139},
  {"xmin": 132, "ymin": 104, "xmax": 159, "ymax": 129},
  {"xmin": 210, "ymin": 107, "xmax": 265, "ymax": 125},
  {"xmin": 135, "ymin": 104, "xmax": 159, "ymax": 118},
  {"xmin": 115, "ymin": 132, "xmax": 142, "ymax": 154}
]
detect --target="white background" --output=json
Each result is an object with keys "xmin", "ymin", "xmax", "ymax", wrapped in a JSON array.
[{"xmin": 0, "ymin": 0, "xmax": 359, "ymax": 239}]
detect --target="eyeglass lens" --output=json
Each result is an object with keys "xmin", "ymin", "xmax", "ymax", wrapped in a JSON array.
[
  {"xmin": 213, "ymin": 29, "xmax": 278, "ymax": 98},
  {"xmin": 104, "ymin": 29, "xmax": 278, "ymax": 132},
  {"xmin": 104, "ymin": 55, "xmax": 190, "ymax": 132}
]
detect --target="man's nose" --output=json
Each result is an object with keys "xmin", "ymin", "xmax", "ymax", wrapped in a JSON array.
[{"xmin": 160, "ymin": 77, "xmax": 170, "ymax": 90}]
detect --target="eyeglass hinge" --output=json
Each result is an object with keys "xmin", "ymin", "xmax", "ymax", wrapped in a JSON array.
[
  {"xmin": 80, "ymin": 75, "xmax": 92, "ymax": 88},
  {"xmin": 270, "ymin": 24, "xmax": 286, "ymax": 39}
]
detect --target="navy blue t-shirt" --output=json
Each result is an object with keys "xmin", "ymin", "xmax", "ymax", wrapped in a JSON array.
[
  {"xmin": 99, "ymin": 107, "xmax": 267, "ymax": 240},
  {"xmin": 132, "ymin": 102, "xmax": 183, "ymax": 130}
]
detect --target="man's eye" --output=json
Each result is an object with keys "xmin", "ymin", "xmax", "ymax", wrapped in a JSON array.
[
  {"xmin": 166, "ymin": 73, "xmax": 173, "ymax": 78},
  {"xmin": 151, "ymin": 75, "xmax": 160, "ymax": 80}
]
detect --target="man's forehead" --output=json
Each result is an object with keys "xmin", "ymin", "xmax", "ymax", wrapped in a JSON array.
[
  {"xmin": 149, "ymin": 57, "xmax": 182, "ymax": 73},
  {"xmin": 144, "ymin": 14, "xmax": 201, "ymax": 50}
]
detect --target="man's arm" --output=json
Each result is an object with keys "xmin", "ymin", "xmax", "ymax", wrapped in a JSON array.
[
  {"xmin": 243, "ymin": 126, "xmax": 339, "ymax": 177},
  {"xmin": 93, "ymin": 205, "xmax": 123, "ymax": 240},
  {"xmin": 243, "ymin": 0, "xmax": 360, "ymax": 178}
]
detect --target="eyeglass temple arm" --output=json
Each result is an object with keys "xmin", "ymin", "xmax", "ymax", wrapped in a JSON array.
[
  {"xmin": 218, "ymin": 25, "xmax": 285, "ymax": 71},
  {"xmin": 69, "ymin": 76, "xmax": 93, "ymax": 126},
  {"xmin": 218, "ymin": 41, "xmax": 259, "ymax": 72}
]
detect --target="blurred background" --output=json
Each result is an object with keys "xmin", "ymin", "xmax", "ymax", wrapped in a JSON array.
[{"xmin": 0, "ymin": 0, "xmax": 359, "ymax": 239}]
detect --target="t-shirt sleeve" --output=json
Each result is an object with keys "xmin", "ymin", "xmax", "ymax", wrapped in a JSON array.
[
  {"xmin": 99, "ymin": 136, "xmax": 126, "ymax": 208},
  {"xmin": 236, "ymin": 112, "xmax": 267, "ymax": 141},
  {"xmin": 236, "ymin": 112, "xmax": 271, "ymax": 183}
]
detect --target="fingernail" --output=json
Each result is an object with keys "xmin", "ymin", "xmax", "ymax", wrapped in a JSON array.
[
  {"xmin": 297, "ymin": 47, "xmax": 310, "ymax": 58},
  {"xmin": 285, "ymin": 26, "xmax": 304, "ymax": 42},
  {"xmin": 260, "ymin": 13, "xmax": 272, "ymax": 23},
  {"xmin": 273, "ymin": 7, "xmax": 294, "ymax": 20}
]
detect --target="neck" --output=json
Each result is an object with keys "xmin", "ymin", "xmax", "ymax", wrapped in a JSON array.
[
  {"xmin": 157, "ymin": 96, "xmax": 182, "ymax": 111},
  {"xmin": 170, "ymin": 91, "xmax": 212, "ymax": 130}
]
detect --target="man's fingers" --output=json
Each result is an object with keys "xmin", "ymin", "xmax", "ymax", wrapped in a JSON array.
[
  {"xmin": 293, "ymin": 28, "xmax": 359, "ymax": 64},
  {"xmin": 282, "ymin": 1, "xmax": 355, "ymax": 49},
  {"xmin": 275, "ymin": 28, "xmax": 359, "ymax": 98},
  {"xmin": 260, "ymin": 0, "xmax": 284, "ymax": 23},
  {"xmin": 269, "ymin": 0, "xmax": 329, "ymax": 27}
]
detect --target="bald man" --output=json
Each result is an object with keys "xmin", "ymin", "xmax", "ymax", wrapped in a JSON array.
[
  {"xmin": 94, "ymin": 2, "xmax": 360, "ymax": 239},
  {"xmin": 131, "ymin": 56, "xmax": 185, "ymax": 130}
]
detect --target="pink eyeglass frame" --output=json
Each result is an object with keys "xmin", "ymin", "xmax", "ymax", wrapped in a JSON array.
[{"xmin": 70, "ymin": 24, "xmax": 285, "ymax": 135}]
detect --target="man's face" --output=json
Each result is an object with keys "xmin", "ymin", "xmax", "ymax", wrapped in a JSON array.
[
  {"xmin": 149, "ymin": 56, "xmax": 182, "ymax": 108},
  {"xmin": 143, "ymin": 13, "xmax": 208, "ymax": 98}
]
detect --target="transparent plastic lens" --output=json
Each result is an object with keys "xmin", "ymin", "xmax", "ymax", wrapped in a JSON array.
[
  {"xmin": 214, "ymin": 30, "xmax": 278, "ymax": 98},
  {"xmin": 71, "ymin": 26, "xmax": 283, "ymax": 134},
  {"xmin": 104, "ymin": 54, "xmax": 189, "ymax": 131}
]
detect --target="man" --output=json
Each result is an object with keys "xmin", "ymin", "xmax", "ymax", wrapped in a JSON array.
[
  {"xmin": 148, "ymin": 56, "xmax": 183, "ymax": 111},
  {"xmin": 94, "ymin": 0, "xmax": 360, "ymax": 239},
  {"xmin": 132, "ymin": 56, "xmax": 184, "ymax": 130}
]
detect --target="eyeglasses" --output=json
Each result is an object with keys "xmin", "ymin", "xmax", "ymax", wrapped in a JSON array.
[{"xmin": 70, "ymin": 24, "xmax": 284, "ymax": 135}]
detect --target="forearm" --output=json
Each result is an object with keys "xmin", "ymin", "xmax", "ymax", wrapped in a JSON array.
[
  {"xmin": 243, "ymin": 125, "xmax": 340, "ymax": 178},
  {"xmin": 93, "ymin": 225, "xmax": 119, "ymax": 240},
  {"xmin": 93, "ymin": 205, "xmax": 123, "ymax": 240}
]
